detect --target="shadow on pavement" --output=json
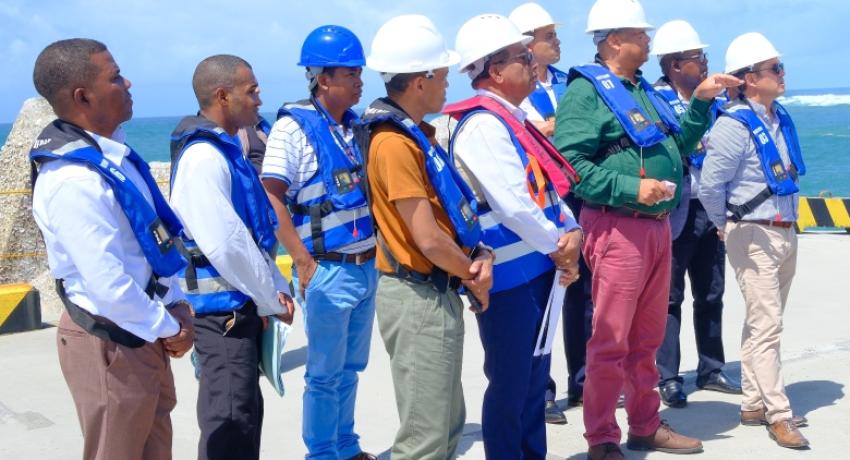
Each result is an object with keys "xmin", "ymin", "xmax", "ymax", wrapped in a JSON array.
[
  {"xmin": 786, "ymin": 380, "xmax": 844, "ymax": 416},
  {"xmin": 281, "ymin": 346, "xmax": 307, "ymax": 374}
]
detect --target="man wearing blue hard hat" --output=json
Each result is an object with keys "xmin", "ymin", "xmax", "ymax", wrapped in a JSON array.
[{"xmin": 261, "ymin": 25, "xmax": 377, "ymax": 460}]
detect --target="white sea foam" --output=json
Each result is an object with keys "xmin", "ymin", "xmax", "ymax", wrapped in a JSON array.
[{"xmin": 778, "ymin": 94, "xmax": 850, "ymax": 107}]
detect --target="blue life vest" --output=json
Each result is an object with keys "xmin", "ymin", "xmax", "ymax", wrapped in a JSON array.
[
  {"xmin": 170, "ymin": 116, "xmax": 279, "ymax": 315},
  {"xmin": 568, "ymin": 64, "xmax": 682, "ymax": 148},
  {"xmin": 360, "ymin": 98, "xmax": 482, "ymax": 249},
  {"xmin": 276, "ymin": 98, "xmax": 373, "ymax": 255},
  {"xmin": 655, "ymin": 83, "xmax": 726, "ymax": 169},
  {"xmin": 527, "ymin": 65, "xmax": 568, "ymax": 120},
  {"xmin": 450, "ymin": 110, "xmax": 566, "ymax": 294},
  {"xmin": 31, "ymin": 120, "xmax": 187, "ymax": 279},
  {"xmin": 720, "ymin": 101, "xmax": 806, "ymax": 219}
]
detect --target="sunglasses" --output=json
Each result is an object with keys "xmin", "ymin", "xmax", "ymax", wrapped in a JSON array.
[
  {"xmin": 675, "ymin": 52, "xmax": 707, "ymax": 64},
  {"xmin": 493, "ymin": 50, "xmax": 534, "ymax": 67},
  {"xmin": 751, "ymin": 62, "xmax": 785, "ymax": 75}
]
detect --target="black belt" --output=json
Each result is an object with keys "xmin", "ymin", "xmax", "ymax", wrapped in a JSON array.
[
  {"xmin": 314, "ymin": 247, "xmax": 376, "ymax": 265},
  {"xmin": 583, "ymin": 203, "xmax": 670, "ymax": 220},
  {"xmin": 381, "ymin": 266, "xmax": 462, "ymax": 293}
]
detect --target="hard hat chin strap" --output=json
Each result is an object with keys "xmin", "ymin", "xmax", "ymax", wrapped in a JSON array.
[{"xmin": 306, "ymin": 66, "xmax": 325, "ymax": 90}]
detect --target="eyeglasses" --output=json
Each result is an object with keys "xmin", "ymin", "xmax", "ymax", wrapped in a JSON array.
[
  {"xmin": 493, "ymin": 51, "xmax": 534, "ymax": 67},
  {"xmin": 675, "ymin": 52, "xmax": 707, "ymax": 64},
  {"xmin": 751, "ymin": 62, "xmax": 785, "ymax": 75}
]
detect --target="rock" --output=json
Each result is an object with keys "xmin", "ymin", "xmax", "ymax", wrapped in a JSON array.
[
  {"xmin": 429, "ymin": 114, "xmax": 457, "ymax": 152},
  {"xmin": 0, "ymin": 97, "xmax": 60, "ymax": 321}
]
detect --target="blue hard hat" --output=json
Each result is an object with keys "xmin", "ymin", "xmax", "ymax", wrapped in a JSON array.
[{"xmin": 298, "ymin": 25, "xmax": 366, "ymax": 68}]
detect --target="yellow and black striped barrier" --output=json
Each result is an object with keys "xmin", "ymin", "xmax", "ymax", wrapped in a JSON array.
[
  {"xmin": 0, "ymin": 283, "xmax": 42, "ymax": 334},
  {"xmin": 797, "ymin": 197, "xmax": 850, "ymax": 233}
]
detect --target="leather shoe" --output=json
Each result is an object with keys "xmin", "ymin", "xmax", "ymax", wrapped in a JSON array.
[
  {"xmin": 741, "ymin": 407, "xmax": 808, "ymax": 427},
  {"xmin": 344, "ymin": 453, "xmax": 377, "ymax": 460},
  {"xmin": 567, "ymin": 393, "xmax": 583, "ymax": 407},
  {"xmin": 767, "ymin": 419, "xmax": 810, "ymax": 449},
  {"xmin": 659, "ymin": 380, "xmax": 687, "ymax": 408},
  {"xmin": 587, "ymin": 442, "xmax": 624, "ymax": 460},
  {"xmin": 696, "ymin": 370, "xmax": 742, "ymax": 394},
  {"xmin": 545, "ymin": 400, "xmax": 568, "ymax": 425},
  {"xmin": 626, "ymin": 421, "xmax": 703, "ymax": 454}
]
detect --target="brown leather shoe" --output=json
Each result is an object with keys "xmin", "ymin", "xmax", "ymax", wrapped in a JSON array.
[
  {"xmin": 741, "ymin": 407, "xmax": 808, "ymax": 427},
  {"xmin": 626, "ymin": 421, "xmax": 703, "ymax": 454},
  {"xmin": 768, "ymin": 420, "xmax": 810, "ymax": 449},
  {"xmin": 587, "ymin": 442, "xmax": 625, "ymax": 460}
]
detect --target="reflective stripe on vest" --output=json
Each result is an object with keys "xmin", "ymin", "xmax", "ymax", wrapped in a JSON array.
[
  {"xmin": 30, "ymin": 120, "xmax": 187, "ymax": 279},
  {"xmin": 277, "ymin": 99, "xmax": 373, "ymax": 254},
  {"xmin": 170, "ymin": 116, "xmax": 278, "ymax": 315},
  {"xmin": 450, "ymin": 109, "xmax": 565, "ymax": 293},
  {"xmin": 721, "ymin": 102, "xmax": 806, "ymax": 219},
  {"xmin": 568, "ymin": 64, "xmax": 681, "ymax": 148}
]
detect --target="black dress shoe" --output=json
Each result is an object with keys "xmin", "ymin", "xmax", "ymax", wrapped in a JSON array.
[
  {"xmin": 697, "ymin": 370, "xmax": 742, "ymax": 394},
  {"xmin": 659, "ymin": 380, "xmax": 687, "ymax": 408},
  {"xmin": 567, "ymin": 394, "xmax": 583, "ymax": 407},
  {"xmin": 344, "ymin": 453, "xmax": 377, "ymax": 460}
]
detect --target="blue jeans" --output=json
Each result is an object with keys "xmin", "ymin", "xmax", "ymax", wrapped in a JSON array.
[{"xmin": 293, "ymin": 259, "xmax": 377, "ymax": 459}]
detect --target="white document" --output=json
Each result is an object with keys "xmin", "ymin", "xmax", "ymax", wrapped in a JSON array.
[{"xmin": 533, "ymin": 273, "xmax": 566, "ymax": 357}]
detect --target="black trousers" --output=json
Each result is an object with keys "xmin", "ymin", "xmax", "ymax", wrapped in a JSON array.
[
  {"xmin": 194, "ymin": 301, "xmax": 264, "ymax": 460},
  {"xmin": 547, "ymin": 196, "xmax": 594, "ymax": 401},
  {"xmin": 657, "ymin": 200, "xmax": 727, "ymax": 384}
]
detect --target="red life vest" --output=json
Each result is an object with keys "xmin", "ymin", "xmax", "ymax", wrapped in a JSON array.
[{"xmin": 443, "ymin": 95, "xmax": 580, "ymax": 198}]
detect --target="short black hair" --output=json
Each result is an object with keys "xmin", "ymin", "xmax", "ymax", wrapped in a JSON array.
[
  {"xmin": 32, "ymin": 38, "xmax": 107, "ymax": 107},
  {"xmin": 192, "ymin": 54, "xmax": 252, "ymax": 108},
  {"xmin": 385, "ymin": 72, "xmax": 427, "ymax": 97}
]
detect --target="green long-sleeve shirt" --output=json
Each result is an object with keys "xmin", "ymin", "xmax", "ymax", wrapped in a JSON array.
[{"xmin": 554, "ymin": 71, "xmax": 712, "ymax": 214}]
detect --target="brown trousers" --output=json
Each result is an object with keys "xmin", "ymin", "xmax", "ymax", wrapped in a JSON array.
[{"xmin": 57, "ymin": 311, "xmax": 176, "ymax": 460}]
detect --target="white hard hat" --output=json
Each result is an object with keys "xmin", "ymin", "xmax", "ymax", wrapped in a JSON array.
[
  {"xmin": 724, "ymin": 32, "xmax": 781, "ymax": 74},
  {"xmin": 585, "ymin": 0, "xmax": 654, "ymax": 33},
  {"xmin": 650, "ymin": 20, "xmax": 708, "ymax": 56},
  {"xmin": 509, "ymin": 2, "xmax": 557, "ymax": 34},
  {"xmin": 367, "ymin": 14, "xmax": 460, "ymax": 78},
  {"xmin": 455, "ymin": 14, "xmax": 533, "ymax": 74}
]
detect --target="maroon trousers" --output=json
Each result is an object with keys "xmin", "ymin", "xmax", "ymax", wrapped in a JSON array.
[{"xmin": 579, "ymin": 208, "xmax": 672, "ymax": 446}]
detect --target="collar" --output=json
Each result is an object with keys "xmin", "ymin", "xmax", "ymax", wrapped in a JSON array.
[
  {"xmin": 593, "ymin": 55, "xmax": 643, "ymax": 86},
  {"xmin": 476, "ymin": 89, "xmax": 528, "ymax": 122},
  {"xmin": 747, "ymin": 99, "xmax": 776, "ymax": 122},
  {"xmin": 85, "ymin": 126, "xmax": 130, "ymax": 165},
  {"xmin": 538, "ymin": 67, "xmax": 554, "ymax": 86}
]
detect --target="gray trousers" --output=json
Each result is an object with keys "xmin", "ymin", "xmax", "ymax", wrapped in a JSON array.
[{"xmin": 376, "ymin": 275, "xmax": 466, "ymax": 460}]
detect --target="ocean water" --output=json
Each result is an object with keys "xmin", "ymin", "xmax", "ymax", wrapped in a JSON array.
[{"xmin": 2, "ymin": 90, "xmax": 848, "ymax": 196}]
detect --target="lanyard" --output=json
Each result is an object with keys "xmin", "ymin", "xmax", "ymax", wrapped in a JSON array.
[{"xmin": 311, "ymin": 97, "xmax": 360, "ymax": 166}]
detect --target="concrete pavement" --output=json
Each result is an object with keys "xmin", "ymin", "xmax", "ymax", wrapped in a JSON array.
[{"xmin": 1, "ymin": 234, "xmax": 848, "ymax": 459}]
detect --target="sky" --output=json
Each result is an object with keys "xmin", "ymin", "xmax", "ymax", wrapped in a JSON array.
[{"xmin": 1, "ymin": 0, "xmax": 848, "ymax": 123}]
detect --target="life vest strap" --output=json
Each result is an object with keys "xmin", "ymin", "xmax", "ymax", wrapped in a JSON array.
[{"xmin": 726, "ymin": 186, "xmax": 774, "ymax": 221}]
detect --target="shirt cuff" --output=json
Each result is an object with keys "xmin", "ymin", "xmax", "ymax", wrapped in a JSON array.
[{"xmin": 689, "ymin": 96, "xmax": 713, "ymax": 114}]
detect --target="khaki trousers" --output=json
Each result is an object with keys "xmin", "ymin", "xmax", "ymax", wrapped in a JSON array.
[
  {"xmin": 57, "ymin": 312, "xmax": 176, "ymax": 460},
  {"xmin": 725, "ymin": 221, "xmax": 797, "ymax": 424},
  {"xmin": 376, "ymin": 275, "xmax": 466, "ymax": 460}
]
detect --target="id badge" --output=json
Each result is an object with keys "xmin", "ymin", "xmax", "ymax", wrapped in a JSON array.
[
  {"xmin": 770, "ymin": 160, "xmax": 788, "ymax": 182},
  {"xmin": 459, "ymin": 200, "xmax": 478, "ymax": 229},
  {"xmin": 626, "ymin": 108, "xmax": 651, "ymax": 131},
  {"xmin": 149, "ymin": 218, "xmax": 174, "ymax": 254},
  {"xmin": 333, "ymin": 169, "xmax": 356, "ymax": 193}
]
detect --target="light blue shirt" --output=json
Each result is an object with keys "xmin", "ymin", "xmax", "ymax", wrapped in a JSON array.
[{"xmin": 699, "ymin": 100, "xmax": 799, "ymax": 228}]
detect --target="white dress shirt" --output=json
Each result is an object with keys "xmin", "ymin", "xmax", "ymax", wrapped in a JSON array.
[
  {"xmin": 170, "ymin": 141, "xmax": 290, "ymax": 316},
  {"xmin": 453, "ymin": 89, "xmax": 579, "ymax": 256},
  {"xmin": 32, "ymin": 128, "xmax": 183, "ymax": 342}
]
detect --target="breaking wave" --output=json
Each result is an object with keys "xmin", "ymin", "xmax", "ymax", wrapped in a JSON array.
[{"xmin": 778, "ymin": 94, "xmax": 850, "ymax": 107}]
